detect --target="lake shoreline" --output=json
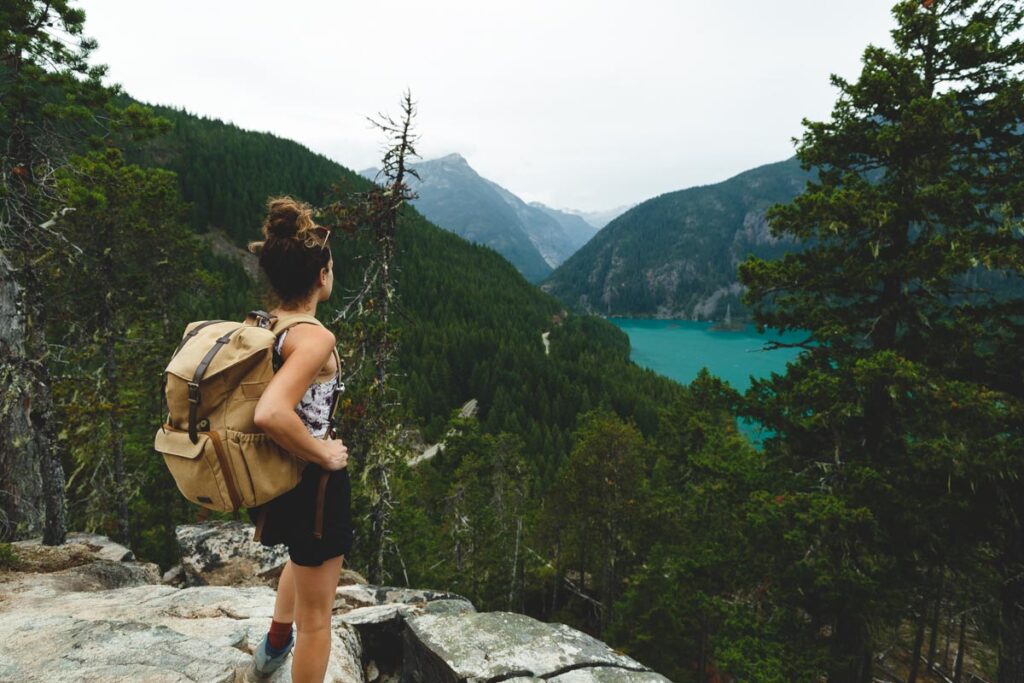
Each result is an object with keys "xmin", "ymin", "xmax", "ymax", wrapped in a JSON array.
[{"xmin": 607, "ymin": 318, "xmax": 804, "ymax": 392}]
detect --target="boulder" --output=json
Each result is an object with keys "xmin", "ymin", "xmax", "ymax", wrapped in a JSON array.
[
  {"xmin": 0, "ymin": 526, "xmax": 673, "ymax": 682},
  {"xmin": 9, "ymin": 539, "xmax": 107, "ymax": 573},
  {"xmin": 2, "ymin": 537, "xmax": 160, "ymax": 593},
  {"xmin": 341, "ymin": 566, "xmax": 371, "ymax": 586},
  {"xmin": 0, "ymin": 564, "xmax": 365, "ymax": 682},
  {"xmin": 336, "ymin": 583, "xmax": 474, "ymax": 612},
  {"xmin": 401, "ymin": 611, "xmax": 671, "ymax": 683},
  {"xmin": 46, "ymin": 558, "xmax": 161, "ymax": 591},
  {"xmin": 175, "ymin": 520, "xmax": 288, "ymax": 587},
  {"xmin": 66, "ymin": 531, "xmax": 137, "ymax": 561},
  {"xmin": 161, "ymin": 563, "xmax": 184, "ymax": 586}
]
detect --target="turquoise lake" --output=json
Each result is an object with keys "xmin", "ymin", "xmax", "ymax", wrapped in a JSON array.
[{"xmin": 607, "ymin": 318, "xmax": 806, "ymax": 392}]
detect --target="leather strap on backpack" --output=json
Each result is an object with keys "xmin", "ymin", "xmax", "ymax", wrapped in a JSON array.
[
  {"xmin": 253, "ymin": 506, "xmax": 269, "ymax": 543},
  {"xmin": 160, "ymin": 319, "xmax": 227, "ymax": 430},
  {"xmin": 313, "ymin": 357, "xmax": 346, "ymax": 540},
  {"xmin": 188, "ymin": 326, "xmax": 244, "ymax": 444}
]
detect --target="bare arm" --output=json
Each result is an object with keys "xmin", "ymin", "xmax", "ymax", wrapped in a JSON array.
[{"xmin": 253, "ymin": 324, "xmax": 336, "ymax": 465}]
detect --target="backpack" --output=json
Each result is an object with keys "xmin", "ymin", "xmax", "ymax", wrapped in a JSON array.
[{"xmin": 154, "ymin": 309, "xmax": 343, "ymax": 539}]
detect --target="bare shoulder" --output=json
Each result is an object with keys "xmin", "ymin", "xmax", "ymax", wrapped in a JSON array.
[{"xmin": 280, "ymin": 323, "xmax": 336, "ymax": 356}]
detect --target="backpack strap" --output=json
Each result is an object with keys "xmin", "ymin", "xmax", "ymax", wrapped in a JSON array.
[
  {"xmin": 160, "ymin": 319, "xmax": 228, "ymax": 429},
  {"xmin": 173, "ymin": 319, "xmax": 227, "ymax": 358},
  {"xmin": 187, "ymin": 325, "xmax": 244, "ymax": 443}
]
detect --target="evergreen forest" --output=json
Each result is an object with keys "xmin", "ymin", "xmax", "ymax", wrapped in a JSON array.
[{"xmin": 2, "ymin": 1, "xmax": 1023, "ymax": 681}]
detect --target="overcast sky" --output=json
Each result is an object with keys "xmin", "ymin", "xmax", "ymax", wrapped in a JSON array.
[{"xmin": 80, "ymin": 1, "xmax": 896, "ymax": 212}]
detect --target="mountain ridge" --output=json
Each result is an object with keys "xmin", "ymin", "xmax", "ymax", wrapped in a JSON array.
[
  {"xmin": 361, "ymin": 154, "xmax": 600, "ymax": 279},
  {"xmin": 541, "ymin": 157, "xmax": 811, "ymax": 320}
]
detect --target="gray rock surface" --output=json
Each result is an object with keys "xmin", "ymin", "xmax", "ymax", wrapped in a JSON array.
[
  {"xmin": 336, "ymin": 583, "xmax": 473, "ymax": 610},
  {"xmin": 549, "ymin": 667, "xmax": 673, "ymax": 682},
  {"xmin": 64, "ymin": 531, "xmax": 137, "ymax": 561},
  {"xmin": 0, "ymin": 558, "xmax": 365, "ymax": 682},
  {"xmin": 340, "ymin": 602, "xmax": 421, "ymax": 627},
  {"xmin": 0, "ymin": 525, "xmax": 671, "ymax": 682},
  {"xmin": 401, "ymin": 611, "xmax": 668, "ymax": 683},
  {"xmin": 175, "ymin": 520, "xmax": 289, "ymax": 587}
]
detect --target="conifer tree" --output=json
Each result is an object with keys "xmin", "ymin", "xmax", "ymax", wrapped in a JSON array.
[
  {"xmin": 44, "ymin": 148, "xmax": 208, "ymax": 543},
  {"xmin": 739, "ymin": 1, "xmax": 1024, "ymax": 679},
  {"xmin": 323, "ymin": 90, "xmax": 420, "ymax": 584},
  {"xmin": 0, "ymin": 0, "xmax": 162, "ymax": 543}
]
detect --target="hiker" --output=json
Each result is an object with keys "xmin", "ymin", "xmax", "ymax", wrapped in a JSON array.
[{"xmin": 244, "ymin": 196, "xmax": 352, "ymax": 680}]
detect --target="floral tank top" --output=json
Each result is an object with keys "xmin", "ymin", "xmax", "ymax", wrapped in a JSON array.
[{"xmin": 274, "ymin": 329, "xmax": 342, "ymax": 439}]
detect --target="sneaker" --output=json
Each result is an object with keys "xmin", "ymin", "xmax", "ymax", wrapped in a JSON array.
[{"xmin": 253, "ymin": 629, "xmax": 294, "ymax": 675}]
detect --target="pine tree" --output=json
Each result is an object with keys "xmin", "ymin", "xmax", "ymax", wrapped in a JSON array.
[
  {"xmin": 738, "ymin": 1, "xmax": 1024, "ymax": 679},
  {"xmin": 0, "ymin": 0, "xmax": 163, "ymax": 543},
  {"xmin": 44, "ymin": 148, "xmax": 209, "ymax": 544}
]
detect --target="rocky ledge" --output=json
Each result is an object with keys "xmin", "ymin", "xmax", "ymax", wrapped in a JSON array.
[{"xmin": 0, "ymin": 523, "xmax": 671, "ymax": 682}]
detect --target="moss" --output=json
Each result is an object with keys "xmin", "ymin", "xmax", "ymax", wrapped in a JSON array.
[{"xmin": 0, "ymin": 543, "xmax": 20, "ymax": 570}]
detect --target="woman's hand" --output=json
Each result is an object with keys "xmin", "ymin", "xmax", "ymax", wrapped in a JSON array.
[{"xmin": 319, "ymin": 437, "xmax": 348, "ymax": 471}]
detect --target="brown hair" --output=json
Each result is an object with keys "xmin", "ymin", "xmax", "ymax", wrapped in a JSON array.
[{"xmin": 247, "ymin": 196, "xmax": 332, "ymax": 307}]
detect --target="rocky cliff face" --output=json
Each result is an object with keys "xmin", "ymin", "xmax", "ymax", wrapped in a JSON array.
[
  {"xmin": 0, "ymin": 524, "xmax": 672, "ymax": 682},
  {"xmin": 542, "ymin": 157, "xmax": 810, "ymax": 321}
]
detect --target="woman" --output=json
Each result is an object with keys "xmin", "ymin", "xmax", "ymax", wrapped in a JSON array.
[{"xmin": 244, "ymin": 196, "xmax": 352, "ymax": 681}]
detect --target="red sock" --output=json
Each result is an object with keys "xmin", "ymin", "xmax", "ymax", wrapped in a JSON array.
[{"xmin": 268, "ymin": 619, "xmax": 293, "ymax": 649}]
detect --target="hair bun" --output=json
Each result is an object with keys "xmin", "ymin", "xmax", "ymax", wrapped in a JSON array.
[
  {"xmin": 265, "ymin": 198, "xmax": 305, "ymax": 239},
  {"xmin": 249, "ymin": 196, "xmax": 322, "ymax": 256}
]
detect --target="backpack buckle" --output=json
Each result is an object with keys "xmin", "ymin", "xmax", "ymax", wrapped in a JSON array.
[
  {"xmin": 249, "ymin": 309, "xmax": 275, "ymax": 330},
  {"xmin": 187, "ymin": 382, "xmax": 201, "ymax": 404}
]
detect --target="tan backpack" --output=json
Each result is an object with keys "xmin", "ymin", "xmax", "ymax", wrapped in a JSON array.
[{"xmin": 154, "ymin": 309, "xmax": 342, "ymax": 540}]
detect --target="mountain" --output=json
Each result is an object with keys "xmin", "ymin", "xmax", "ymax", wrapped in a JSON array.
[
  {"xmin": 528, "ymin": 202, "xmax": 600, "ymax": 251},
  {"xmin": 361, "ymin": 154, "xmax": 594, "ymax": 280},
  {"xmin": 541, "ymin": 158, "xmax": 812, "ymax": 320},
  {"xmin": 563, "ymin": 205, "xmax": 633, "ymax": 230}
]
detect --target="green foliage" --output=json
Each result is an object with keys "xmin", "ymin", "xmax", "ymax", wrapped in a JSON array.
[
  {"xmin": 42, "ymin": 147, "xmax": 248, "ymax": 565},
  {"xmin": 124, "ymin": 102, "xmax": 364, "ymax": 244},
  {"xmin": 393, "ymin": 415, "xmax": 531, "ymax": 608},
  {"xmin": 29, "ymin": 80, "xmax": 702, "ymax": 601},
  {"xmin": 0, "ymin": 543, "xmax": 18, "ymax": 570},
  {"xmin": 737, "ymin": 1, "xmax": 1024, "ymax": 679},
  {"xmin": 543, "ymin": 158, "xmax": 811, "ymax": 320}
]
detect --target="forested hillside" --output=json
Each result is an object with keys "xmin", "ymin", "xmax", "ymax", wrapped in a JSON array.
[
  {"xmin": 362, "ymin": 153, "xmax": 557, "ymax": 281},
  {"xmin": 125, "ymin": 103, "xmax": 683, "ymax": 457},
  {"xmin": 126, "ymin": 104, "xmax": 364, "ymax": 244},
  {"xmin": 542, "ymin": 157, "xmax": 811, "ymax": 320}
]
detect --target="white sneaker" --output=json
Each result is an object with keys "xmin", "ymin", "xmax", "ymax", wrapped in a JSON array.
[{"xmin": 253, "ymin": 630, "xmax": 294, "ymax": 675}]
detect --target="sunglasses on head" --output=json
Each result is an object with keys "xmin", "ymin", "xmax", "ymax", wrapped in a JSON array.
[{"xmin": 304, "ymin": 224, "xmax": 332, "ymax": 251}]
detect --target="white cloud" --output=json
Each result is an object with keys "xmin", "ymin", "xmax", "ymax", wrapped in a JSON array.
[{"xmin": 81, "ymin": 0, "xmax": 895, "ymax": 211}]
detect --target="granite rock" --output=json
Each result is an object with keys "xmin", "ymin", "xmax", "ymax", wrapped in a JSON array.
[
  {"xmin": 401, "ymin": 611, "xmax": 667, "ymax": 683},
  {"xmin": 175, "ymin": 520, "xmax": 288, "ymax": 587}
]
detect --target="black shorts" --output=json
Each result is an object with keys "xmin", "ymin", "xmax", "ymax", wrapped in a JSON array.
[{"xmin": 247, "ymin": 462, "xmax": 353, "ymax": 567}]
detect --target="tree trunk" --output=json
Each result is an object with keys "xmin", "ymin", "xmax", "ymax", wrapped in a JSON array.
[
  {"xmin": 507, "ymin": 516, "xmax": 521, "ymax": 610},
  {"xmin": 103, "ymin": 329, "xmax": 130, "ymax": 545},
  {"xmin": 0, "ymin": 252, "xmax": 45, "ymax": 540},
  {"xmin": 551, "ymin": 533, "xmax": 561, "ymax": 619},
  {"xmin": 999, "ymin": 521, "xmax": 1024, "ymax": 683},
  {"xmin": 943, "ymin": 599, "xmax": 954, "ymax": 671},
  {"xmin": 927, "ymin": 569, "xmax": 945, "ymax": 672},
  {"xmin": 953, "ymin": 612, "xmax": 966, "ymax": 683},
  {"xmin": 698, "ymin": 612, "xmax": 708, "ymax": 683},
  {"xmin": 25, "ymin": 268, "xmax": 68, "ymax": 547},
  {"xmin": 828, "ymin": 612, "xmax": 873, "ymax": 683},
  {"xmin": 908, "ymin": 597, "xmax": 928, "ymax": 683}
]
